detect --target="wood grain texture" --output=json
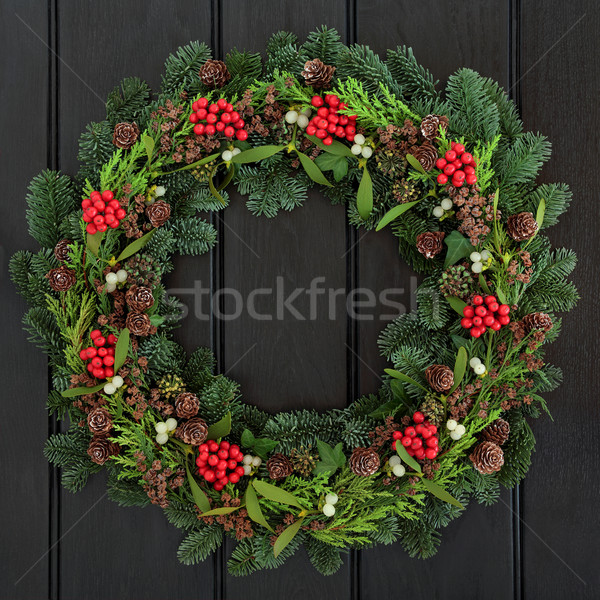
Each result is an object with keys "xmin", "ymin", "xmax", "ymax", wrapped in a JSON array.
[
  {"xmin": 356, "ymin": 2, "xmax": 515, "ymax": 598},
  {"xmin": 0, "ymin": 3, "xmax": 52, "ymax": 598},
  {"xmin": 519, "ymin": 2, "xmax": 600, "ymax": 598}
]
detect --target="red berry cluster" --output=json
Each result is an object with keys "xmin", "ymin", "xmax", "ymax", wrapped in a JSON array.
[
  {"xmin": 79, "ymin": 330, "xmax": 118, "ymax": 380},
  {"xmin": 392, "ymin": 411, "xmax": 440, "ymax": 460},
  {"xmin": 196, "ymin": 440, "xmax": 245, "ymax": 491},
  {"xmin": 305, "ymin": 94, "xmax": 358, "ymax": 146},
  {"xmin": 189, "ymin": 97, "xmax": 248, "ymax": 141},
  {"xmin": 461, "ymin": 295, "xmax": 511, "ymax": 338},
  {"xmin": 81, "ymin": 191, "xmax": 126, "ymax": 235},
  {"xmin": 435, "ymin": 141, "xmax": 477, "ymax": 187}
]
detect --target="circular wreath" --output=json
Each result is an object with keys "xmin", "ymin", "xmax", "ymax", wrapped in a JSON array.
[{"xmin": 12, "ymin": 28, "xmax": 578, "ymax": 576}]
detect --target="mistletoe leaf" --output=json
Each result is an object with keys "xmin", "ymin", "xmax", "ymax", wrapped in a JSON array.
[
  {"xmin": 208, "ymin": 173, "xmax": 227, "ymax": 206},
  {"xmin": 443, "ymin": 230, "xmax": 475, "ymax": 268},
  {"xmin": 449, "ymin": 346, "xmax": 467, "ymax": 394},
  {"xmin": 86, "ymin": 231, "xmax": 104, "ymax": 257},
  {"xmin": 535, "ymin": 197, "xmax": 546, "ymax": 229},
  {"xmin": 273, "ymin": 517, "xmax": 304, "ymax": 558},
  {"xmin": 200, "ymin": 506, "xmax": 243, "ymax": 517},
  {"xmin": 420, "ymin": 477, "xmax": 464, "ymax": 509},
  {"xmin": 113, "ymin": 328, "xmax": 130, "ymax": 373},
  {"xmin": 375, "ymin": 200, "xmax": 420, "ymax": 231},
  {"xmin": 252, "ymin": 480, "xmax": 303, "ymax": 509},
  {"xmin": 230, "ymin": 144, "xmax": 286, "ymax": 164},
  {"xmin": 61, "ymin": 383, "xmax": 105, "ymax": 398},
  {"xmin": 304, "ymin": 134, "xmax": 354, "ymax": 156},
  {"xmin": 141, "ymin": 133, "xmax": 155, "ymax": 164},
  {"xmin": 186, "ymin": 463, "xmax": 211, "ymax": 513},
  {"xmin": 206, "ymin": 412, "xmax": 232, "ymax": 440},
  {"xmin": 384, "ymin": 368, "xmax": 428, "ymax": 392},
  {"xmin": 116, "ymin": 229, "xmax": 156, "ymax": 262},
  {"xmin": 445, "ymin": 295, "xmax": 467, "ymax": 316},
  {"xmin": 406, "ymin": 153, "xmax": 427, "ymax": 175},
  {"xmin": 357, "ymin": 166, "xmax": 373, "ymax": 220},
  {"xmin": 396, "ymin": 442, "xmax": 423, "ymax": 474},
  {"xmin": 244, "ymin": 484, "xmax": 274, "ymax": 533},
  {"xmin": 296, "ymin": 150, "xmax": 332, "ymax": 186}
]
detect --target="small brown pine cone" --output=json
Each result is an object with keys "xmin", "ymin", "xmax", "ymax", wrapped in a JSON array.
[
  {"xmin": 54, "ymin": 239, "xmax": 72, "ymax": 263},
  {"xmin": 522, "ymin": 312, "xmax": 553, "ymax": 333},
  {"xmin": 416, "ymin": 231, "xmax": 445, "ymax": 259},
  {"xmin": 87, "ymin": 436, "xmax": 119, "ymax": 465},
  {"xmin": 481, "ymin": 418, "xmax": 510, "ymax": 446},
  {"xmin": 199, "ymin": 59, "xmax": 231, "ymax": 89},
  {"xmin": 507, "ymin": 212, "xmax": 538, "ymax": 242},
  {"xmin": 412, "ymin": 142, "xmax": 438, "ymax": 171},
  {"xmin": 301, "ymin": 58, "xmax": 336, "ymax": 89},
  {"xmin": 46, "ymin": 266, "xmax": 76, "ymax": 292},
  {"xmin": 125, "ymin": 312, "xmax": 152, "ymax": 336},
  {"xmin": 420, "ymin": 114, "xmax": 449, "ymax": 140},
  {"xmin": 349, "ymin": 447, "xmax": 380, "ymax": 476},
  {"xmin": 113, "ymin": 122, "xmax": 140, "ymax": 150},
  {"xmin": 425, "ymin": 364, "xmax": 454, "ymax": 393},
  {"xmin": 174, "ymin": 392, "xmax": 200, "ymax": 419},
  {"xmin": 145, "ymin": 200, "xmax": 171, "ymax": 228},
  {"xmin": 469, "ymin": 441, "xmax": 504, "ymax": 474},
  {"xmin": 176, "ymin": 417, "xmax": 208, "ymax": 445},
  {"xmin": 267, "ymin": 453, "xmax": 293, "ymax": 480},
  {"xmin": 125, "ymin": 285, "xmax": 154, "ymax": 312},
  {"xmin": 87, "ymin": 407, "xmax": 112, "ymax": 435}
]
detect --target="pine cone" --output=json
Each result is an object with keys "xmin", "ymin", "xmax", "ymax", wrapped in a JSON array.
[
  {"xmin": 507, "ymin": 212, "xmax": 538, "ymax": 242},
  {"xmin": 46, "ymin": 266, "xmax": 76, "ymax": 292},
  {"xmin": 349, "ymin": 447, "xmax": 380, "ymax": 476},
  {"xmin": 419, "ymin": 394, "xmax": 445, "ymax": 426},
  {"xmin": 113, "ymin": 122, "xmax": 140, "ymax": 150},
  {"xmin": 157, "ymin": 374, "xmax": 185, "ymax": 400},
  {"xmin": 176, "ymin": 417, "xmax": 208, "ymax": 445},
  {"xmin": 54, "ymin": 239, "xmax": 72, "ymax": 263},
  {"xmin": 145, "ymin": 200, "xmax": 171, "ymax": 228},
  {"xmin": 87, "ymin": 436, "xmax": 119, "ymax": 465},
  {"xmin": 87, "ymin": 407, "xmax": 112, "ymax": 435},
  {"xmin": 420, "ymin": 114, "xmax": 449, "ymax": 141},
  {"xmin": 425, "ymin": 364, "xmax": 454, "ymax": 393},
  {"xmin": 174, "ymin": 392, "xmax": 200, "ymax": 419},
  {"xmin": 125, "ymin": 312, "xmax": 152, "ymax": 336},
  {"xmin": 267, "ymin": 453, "xmax": 293, "ymax": 480},
  {"xmin": 416, "ymin": 231, "xmax": 445, "ymax": 259},
  {"xmin": 199, "ymin": 59, "xmax": 231, "ymax": 89},
  {"xmin": 412, "ymin": 142, "xmax": 438, "ymax": 171},
  {"xmin": 469, "ymin": 441, "xmax": 504, "ymax": 474},
  {"xmin": 125, "ymin": 285, "xmax": 154, "ymax": 311},
  {"xmin": 480, "ymin": 418, "xmax": 510, "ymax": 446},
  {"xmin": 301, "ymin": 58, "xmax": 335, "ymax": 89},
  {"xmin": 522, "ymin": 312, "xmax": 553, "ymax": 333}
]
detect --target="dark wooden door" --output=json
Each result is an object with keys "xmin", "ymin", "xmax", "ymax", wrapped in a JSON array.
[{"xmin": 1, "ymin": 1, "xmax": 598, "ymax": 599}]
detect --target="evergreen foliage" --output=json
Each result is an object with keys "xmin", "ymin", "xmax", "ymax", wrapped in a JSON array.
[{"xmin": 106, "ymin": 77, "xmax": 151, "ymax": 126}]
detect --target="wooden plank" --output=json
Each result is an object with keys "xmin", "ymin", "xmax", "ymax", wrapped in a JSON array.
[
  {"xmin": 219, "ymin": 2, "xmax": 353, "ymax": 596},
  {"xmin": 56, "ymin": 2, "xmax": 215, "ymax": 598},
  {"xmin": 356, "ymin": 2, "xmax": 515, "ymax": 598},
  {"xmin": 0, "ymin": 3, "xmax": 51, "ymax": 599},
  {"xmin": 519, "ymin": 2, "xmax": 600, "ymax": 597}
]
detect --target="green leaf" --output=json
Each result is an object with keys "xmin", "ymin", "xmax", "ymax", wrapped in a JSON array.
[
  {"xmin": 406, "ymin": 153, "xmax": 427, "ymax": 175},
  {"xmin": 420, "ymin": 477, "xmax": 464, "ymax": 509},
  {"xmin": 314, "ymin": 152, "xmax": 348, "ymax": 182},
  {"xmin": 200, "ymin": 506, "xmax": 243, "ymax": 517},
  {"xmin": 535, "ymin": 197, "xmax": 546, "ymax": 229},
  {"xmin": 478, "ymin": 273, "xmax": 491, "ymax": 295},
  {"xmin": 61, "ymin": 383, "xmax": 105, "ymax": 398},
  {"xmin": 217, "ymin": 164, "xmax": 236, "ymax": 191},
  {"xmin": 443, "ymin": 230, "xmax": 475, "ymax": 268},
  {"xmin": 445, "ymin": 295, "xmax": 467, "ymax": 316},
  {"xmin": 113, "ymin": 328, "xmax": 130, "ymax": 373},
  {"xmin": 252, "ymin": 480, "xmax": 303, "ymax": 509},
  {"xmin": 207, "ymin": 412, "xmax": 232, "ymax": 440},
  {"xmin": 295, "ymin": 150, "xmax": 332, "ymax": 186},
  {"xmin": 240, "ymin": 429, "xmax": 278, "ymax": 460},
  {"xmin": 357, "ymin": 166, "xmax": 373, "ymax": 220},
  {"xmin": 273, "ymin": 517, "xmax": 304, "ymax": 558},
  {"xmin": 169, "ymin": 152, "xmax": 221, "ymax": 174},
  {"xmin": 141, "ymin": 133, "xmax": 155, "ymax": 164},
  {"xmin": 375, "ymin": 200, "xmax": 420, "ymax": 231},
  {"xmin": 86, "ymin": 231, "xmax": 104, "ymax": 257},
  {"xmin": 496, "ymin": 287, "xmax": 508, "ymax": 305},
  {"xmin": 304, "ymin": 134, "xmax": 354, "ymax": 156},
  {"xmin": 244, "ymin": 484, "xmax": 274, "ymax": 533},
  {"xmin": 384, "ymin": 368, "xmax": 428, "ymax": 392},
  {"xmin": 230, "ymin": 144, "xmax": 285, "ymax": 164},
  {"xmin": 208, "ymin": 173, "xmax": 227, "ymax": 206},
  {"xmin": 449, "ymin": 346, "xmax": 467, "ymax": 394},
  {"xmin": 396, "ymin": 443, "xmax": 422, "ymax": 474},
  {"xmin": 451, "ymin": 334, "xmax": 470, "ymax": 350},
  {"xmin": 149, "ymin": 314, "xmax": 165, "ymax": 327},
  {"xmin": 370, "ymin": 380, "xmax": 412, "ymax": 418},
  {"xmin": 116, "ymin": 229, "xmax": 156, "ymax": 262},
  {"xmin": 313, "ymin": 440, "xmax": 346, "ymax": 476},
  {"xmin": 186, "ymin": 463, "xmax": 211, "ymax": 513}
]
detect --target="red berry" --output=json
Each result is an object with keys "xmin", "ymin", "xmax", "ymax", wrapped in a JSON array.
[
  {"xmin": 461, "ymin": 317, "xmax": 473, "ymax": 329},
  {"xmin": 345, "ymin": 125, "xmax": 356, "ymax": 136},
  {"xmin": 415, "ymin": 448, "xmax": 426, "ymax": 460},
  {"xmin": 90, "ymin": 191, "xmax": 102, "ymax": 202},
  {"xmin": 425, "ymin": 448, "xmax": 438, "ymax": 460},
  {"xmin": 413, "ymin": 411, "xmax": 425, "ymax": 424},
  {"xmin": 199, "ymin": 452, "xmax": 209, "ymax": 462},
  {"xmin": 224, "ymin": 126, "xmax": 235, "ymax": 137},
  {"xmin": 115, "ymin": 208, "xmax": 126, "ymax": 220},
  {"xmin": 497, "ymin": 304, "xmax": 510, "ymax": 316},
  {"xmin": 454, "ymin": 143, "xmax": 465, "ymax": 154},
  {"xmin": 208, "ymin": 455, "xmax": 219, "ymax": 467},
  {"xmin": 411, "ymin": 438, "xmax": 423, "ymax": 450},
  {"xmin": 335, "ymin": 126, "xmax": 345, "ymax": 137},
  {"xmin": 102, "ymin": 355, "xmax": 114, "ymax": 366},
  {"xmin": 445, "ymin": 150, "xmax": 457, "ymax": 162},
  {"xmin": 229, "ymin": 473, "xmax": 240, "ymax": 484},
  {"xmin": 93, "ymin": 336, "xmax": 106, "ymax": 347},
  {"xmin": 436, "ymin": 158, "xmax": 447, "ymax": 169},
  {"xmin": 104, "ymin": 367, "xmax": 114, "ymax": 378},
  {"xmin": 415, "ymin": 424, "xmax": 424, "ymax": 434},
  {"xmin": 91, "ymin": 357, "xmax": 102, "ymax": 368},
  {"xmin": 306, "ymin": 125, "xmax": 317, "ymax": 136},
  {"xmin": 453, "ymin": 159, "xmax": 463, "ymax": 169},
  {"xmin": 215, "ymin": 121, "xmax": 225, "ymax": 132},
  {"xmin": 206, "ymin": 113, "xmax": 217, "ymax": 124},
  {"xmin": 461, "ymin": 152, "xmax": 473, "ymax": 164},
  {"xmin": 405, "ymin": 426, "xmax": 416, "ymax": 437},
  {"xmin": 81, "ymin": 199, "xmax": 92, "ymax": 209},
  {"xmin": 475, "ymin": 306, "xmax": 488, "ymax": 317},
  {"xmin": 323, "ymin": 136, "xmax": 333, "ymax": 145},
  {"xmin": 199, "ymin": 443, "xmax": 209, "ymax": 453},
  {"xmin": 392, "ymin": 431, "xmax": 403, "ymax": 440},
  {"xmin": 401, "ymin": 436, "xmax": 412, "ymax": 447},
  {"xmin": 198, "ymin": 97, "xmax": 208, "ymax": 109},
  {"xmin": 90, "ymin": 329, "xmax": 102, "ymax": 339},
  {"xmin": 93, "ymin": 200, "xmax": 106, "ymax": 212},
  {"xmin": 316, "ymin": 107, "xmax": 328, "ymax": 118},
  {"xmin": 217, "ymin": 457, "xmax": 228, "ymax": 470},
  {"xmin": 79, "ymin": 349, "xmax": 88, "ymax": 360},
  {"xmin": 225, "ymin": 103, "xmax": 233, "ymax": 112},
  {"xmin": 326, "ymin": 123, "xmax": 337, "ymax": 134},
  {"xmin": 327, "ymin": 114, "xmax": 339, "ymax": 125},
  {"xmin": 235, "ymin": 466, "xmax": 245, "ymax": 477},
  {"xmin": 466, "ymin": 174, "xmax": 477, "ymax": 185},
  {"xmin": 217, "ymin": 98, "xmax": 227, "ymax": 109},
  {"xmin": 473, "ymin": 295, "xmax": 484, "ymax": 305},
  {"xmin": 437, "ymin": 173, "xmax": 448, "ymax": 184},
  {"xmin": 443, "ymin": 163, "xmax": 456, "ymax": 176},
  {"xmin": 217, "ymin": 449, "xmax": 228, "ymax": 460},
  {"xmin": 464, "ymin": 165, "xmax": 475, "ymax": 175},
  {"xmin": 197, "ymin": 108, "xmax": 208, "ymax": 120},
  {"xmin": 498, "ymin": 314, "xmax": 510, "ymax": 326},
  {"xmin": 311, "ymin": 95, "xmax": 323, "ymax": 107},
  {"xmin": 205, "ymin": 124, "xmax": 216, "ymax": 135},
  {"xmin": 227, "ymin": 459, "xmax": 237, "ymax": 470},
  {"xmin": 105, "ymin": 213, "xmax": 117, "ymax": 225},
  {"xmin": 453, "ymin": 169, "xmax": 466, "ymax": 180},
  {"xmin": 484, "ymin": 295, "xmax": 496, "ymax": 305},
  {"xmin": 463, "ymin": 306, "xmax": 475, "ymax": 318},
  {"xmin": 193, "ymin": 123, "xmax": 205, "ymax": 135},
  {"xmin": 208, "ymin": 103, "xmax": 219, "ymax": 113},
  {"xmin": 472, "ymin": 316, "xmax": 483, "ymax": 327},
  {"xmin": 235, "ymin": 130, "xmax": 248, "ymax": 141},
  {"xmin": 421, "ymin": 428, "xmax": 432, "ymax": 440},
  {"xmin": 483, "ymin": 315, "xmax": 495, "ymax": 327},
  {"xmin": 428, "ymin": 424, "xmax": 437, "ymax": 434},
  {"xmin": 101, "ymin": 190, "xmax": 114, "ymax": 202},
  {"xmin": 471, "ymin": 327, "xmax": 482, "ymax": 338},
  {"xmin": 488, "ymin": 302, "xmax": 499, "ymax": 313},
  {"xmin": 93, "ymin": 215, "xmax": 105, "ymax": 226},
  {"xmin": 491, "ymin": 320, "xmax": 502, "ymax": 331},
  {"xmin": 204, "ymin": 470, "xmax": 216, "ymax": 482},
  {"xmin": 208, "ymin": 441, "xmax": 219, "ymax": 452},
  {"xmin": 107, "ymin": 334, "xmax": 117, "ymax": 345},
  {"xmin": 92, "ymin": 368, "xmax": 105, "ymax": 379},
  {"xmin": 85, "ymin": 347, "xmax": 97, "ymax": 359},
  {"xmin": 230, "ymin": 111, "xmax": 241, "ymax": 123},
  {"xmin": 339, "ymin": 115, "xmax": 349, "ymax": 126}
]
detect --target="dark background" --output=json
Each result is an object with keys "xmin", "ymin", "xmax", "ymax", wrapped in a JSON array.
[{"xmin": 1, "ymin": 1, "xmax": 598, "ymax": 599}]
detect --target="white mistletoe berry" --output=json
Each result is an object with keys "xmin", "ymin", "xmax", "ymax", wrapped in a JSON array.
[
  {"xmin": 156, "ymin": 432, "xmax": 169, "ymax": 445},
  {"xmin": 471, "ymin": 261, "xmax": 483, "ymax": 273},
  {"xmin": 165, "ymin": 418, "xmax": 178, "ymax": 432},
  {"xmin": 469, "ymin": 357, "xmax": 482, "ymax": 368},
  {"xmin": 285, "ymin": 110, "xmax": 298, "ymax": 124},
  {"xmin": 103, "ymin": 382, "xmax": 116, "ymax": 395},
  {"xmin": 251, "ymin": 456, "xmax": 262, "ymax": 467},
  {"xmin": 105, "ymin": 272, "xmax": 118, "ymax": 285},
  {"xmin": 351, "ymin": 144, "xmax": 362, "ymax": 155},
  {"xmin": 222, "ymin": 150, "xmax": 233, "ymax": 162},
  {"xmin": 112, "ymin": 375, "xmax": 124, "ymax": 388},
  {"xmin": 322, "ymin": 503, "xmax": 336, "ymax": 517},
  {"xmin": 325, "ymin": 493, "xmax": 339, "ymax": 505},
  {"xmin": 105, "ymin": 282, "xmax": 117, "ymax": 293},
  {"xmin": 155, "ymin": 422, "xmax": 168, "ymax": 434},
  {"xmin": 446, "ymin": 419, "xmax": 458, "ymax": 431},
  {"xmin": 353, "ymin": 133, "xmax": 366, "ymax": 146},
  {"xmin": 441, "ymin": 198, "xmax": 453, "ymax": 211},
  {"xmin": 480, "ymin": 249, "xmax": 490, "ymax": 261},
  {"xmin": 449, "ymin": 430, "xmax": 462, "ymax": 441},
  {"xmin": 455, "ymin": 424, "xmax": 466, "ymax": 437},
  {"xmin": 243, "ymin": 464, "xmax": 252, "ymax": 476},
  {"xmin": 242, "ymin": 454, "xmax": 253, "ymax": 465},
  {"xmin": 296, "ymin": 114, "xmax": 309, "ymax": 129},
  {"xmin": 474, "ymin": 363, "xmax": 487, "ymax": 375},
  {"xmin": 388, "ymin": 455, "xmax": 402, "ymax": 467},
  {"xmin": 392, "ymin": 464, "xmax": 406, "ymax": 478},
  {"xmin": 433, "ymin": 206, "xmax": 445, "ymax": 218},
  {"xmin": 154, "ymin": 186, "xmax": 166, "ymax": 197},
  {"xmin": 470, "ymin": 251, "xmax": 482, "ymax": 263},
  {"xmin": 232, "ymin": 147, "xmax": 241, "ymax": 156},
  {"xmin": 116, "ymin": 269, "xmax": 128, "ymax": 283},
  {"xmin": 361, "ymin": 146, "xmax": 373, "ymax": 159}
]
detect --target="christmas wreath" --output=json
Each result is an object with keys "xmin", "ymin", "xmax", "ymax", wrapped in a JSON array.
[{"xmin": 11, "ymin": 28, "xmax": 578, "ymax": 575}]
